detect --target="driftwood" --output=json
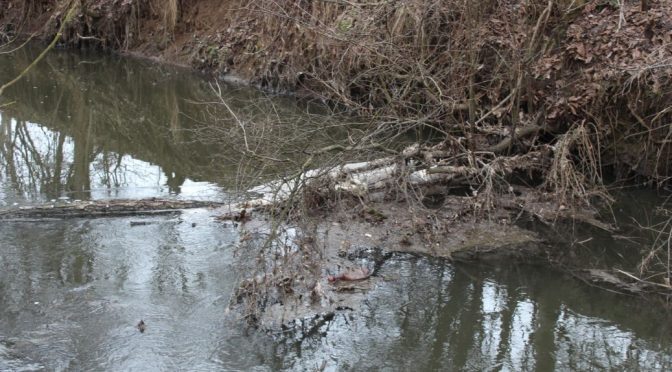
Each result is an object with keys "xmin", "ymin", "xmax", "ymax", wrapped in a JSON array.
[
  {"xmin": 222, "ymin": 140, "xmax": 611, "ymax": 234},
  {"xmin": 235, "ymin": 142, "xmax": 544, "ymax": 211},
  {"xmin": 0, "ymin": 198, "xmax": 223, "ymax": 220},
  {"xmin": 578, "ymin": 269, "xmax": 672, "ymax": 297}
]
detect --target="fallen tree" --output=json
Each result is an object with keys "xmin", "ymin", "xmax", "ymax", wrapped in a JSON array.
[
  {"xmin": 0, "ymin": 198, "xmax": 222, "ymax": 220},
  {"xmin": 223, "ymin": 134, "xmax": 609, "ymax": 230}
]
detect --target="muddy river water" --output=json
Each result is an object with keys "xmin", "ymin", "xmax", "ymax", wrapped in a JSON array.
[{"xmin": 1, "ymin": 46, "xmax": 672, "ymax": 371}]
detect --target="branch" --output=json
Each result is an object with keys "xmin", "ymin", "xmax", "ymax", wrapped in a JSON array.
[
  {"xmin": 0, "ymin": 4, "xmax": 77, "ymax": 97},
  {"xmin": 485, "ymin": 124, "xmax": 544, "ymax": 154}
]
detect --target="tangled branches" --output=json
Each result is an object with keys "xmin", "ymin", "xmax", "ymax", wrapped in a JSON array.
[{"xmin": 6, "ymin": 1, "xmax": 672, "ymax": 202}]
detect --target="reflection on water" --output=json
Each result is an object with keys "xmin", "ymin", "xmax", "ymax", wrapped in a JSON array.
[
  {"xmin": 3, "ymin": 217, "xmax": 672, "ymax": 371},
  {"xmin": 273, "ymin": 258, "xmax": 672, "ymax": 371},
  {"xmin": 2, "ymin": 46, "xmax": 672, "ymax": 371},
  {"xmin": 0, "ymin": 46, "xmax": 224, "ymax": 203},
  {"xmin": 0, "ymin": 118, "xmax": 223, "ymax": 203},
  {"xmin": 0, "ymin": 210, "xmax": 247, "ymax": 371},
  {"xmin": 0, "ymin": 45, "xmax": 346, "ymax": 204}
]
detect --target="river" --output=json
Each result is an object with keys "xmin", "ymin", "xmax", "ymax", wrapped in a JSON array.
[{"xmin": 1, "ymin": 45, "xmax": 671, "ymax": 371}]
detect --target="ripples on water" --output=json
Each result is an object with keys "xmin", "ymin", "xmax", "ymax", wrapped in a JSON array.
[{"xmin": 1, "ymin": 45, "xmax": 672, "ymax": 371}]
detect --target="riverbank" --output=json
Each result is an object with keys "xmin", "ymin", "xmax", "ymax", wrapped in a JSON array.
[
  {"xmin": 3, "ymin": 1, "xmax": 672, "ymax": 312},
  {"xmin": 4, "ymin": 1, "xmax": 672, "ymax": 181}
]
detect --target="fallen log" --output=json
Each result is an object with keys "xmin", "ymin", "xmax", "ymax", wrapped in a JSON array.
[
  {"xmin": 0, "ymin": 198, "xmax": 223, "ymax": 220},
  {"xmin": 235, "ymin": 142, "xmax": 531, "ymax": 209},
  {"xmin": 577, "ymin": 269, "xmax": 672, "ymax": 298}
]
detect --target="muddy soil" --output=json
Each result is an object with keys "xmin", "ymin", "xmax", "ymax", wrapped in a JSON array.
[
  {"xmin": 221, "ymin": 195, "xmax": 551, "ymax": 331},
  {"xmin": 220, "ymin": 187, "xmax": 672, "ymax": 331}
]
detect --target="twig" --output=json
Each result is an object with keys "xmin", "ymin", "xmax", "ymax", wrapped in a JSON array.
[
  {"xmin": 485, "ymin": 124, "xmax": 543, "ymax": 154},
  {"xmin": 0, "ymin": 3, "xmax": 77, "ymax": 97}
]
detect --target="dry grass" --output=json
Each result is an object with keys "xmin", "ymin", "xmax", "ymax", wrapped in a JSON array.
[
  {"xmin": 158, "ymin": 0, "xmax": 178, "ymax": 37},
  {"xmin": 545, "ymin": 122, "xmax": 611, "ymax": 205},
  {"xmin": 7, "ymin": 1, "xmax": 672, "ymax": 204}
]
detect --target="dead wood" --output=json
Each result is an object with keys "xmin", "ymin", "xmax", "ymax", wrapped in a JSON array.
[
  {"xmin": 0, "ymin": 198, "xmax": 223, "ymax": 220},
  {"xmin": 485, "ymin": 124, "xmax": 544, "ymax": 154},
  {"xmin": 577, "ymin": 269, "xmax": 672, "ymax": 299}
]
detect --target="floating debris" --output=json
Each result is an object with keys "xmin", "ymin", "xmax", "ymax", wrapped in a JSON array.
[
  {"xmin": 137, "ymin": 320, "xmax": 146, "ymax": 333},
  {"xmin": 216, "ymin": 208, "xmax": 250, "ymax": 223},
  {"xmin": 130, "ymin": 221, "xmax": 153, "ymax": 227}
]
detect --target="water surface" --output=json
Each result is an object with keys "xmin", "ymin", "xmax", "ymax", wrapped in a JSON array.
[
  {"xmin": 0, "ymin": 45, "xmax": 347, "ymax": 204},
  {"xmin": 1, "ymin": 45, "xmax": 672, "ymax": 371}
]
